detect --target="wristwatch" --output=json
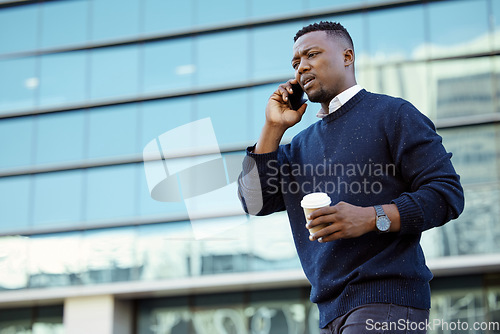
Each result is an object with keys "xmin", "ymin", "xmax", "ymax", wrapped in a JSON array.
[{"xmin": 374, "ymin": 205, "xmax": 391, "ymax": 233}]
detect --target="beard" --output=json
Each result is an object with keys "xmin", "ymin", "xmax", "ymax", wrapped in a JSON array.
[{"xmin": 306, "ymin": 85, "xmax": 334, "ymax": 104}]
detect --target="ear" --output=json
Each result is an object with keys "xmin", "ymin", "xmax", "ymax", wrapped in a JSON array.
[{"xmin": 344, "ymin": 48, "xmax": 354, "ymax": 67}]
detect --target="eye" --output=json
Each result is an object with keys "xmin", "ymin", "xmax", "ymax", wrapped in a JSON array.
[
  {"xmin": 292, "ymin": 61, "xmax": 299, "ymax": 70},
  {"xmin": 308, "ymin": 52, "xmax": 318, "ymax": 58}
]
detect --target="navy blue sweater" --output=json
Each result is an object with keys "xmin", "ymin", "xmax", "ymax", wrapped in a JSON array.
[{"xmin": 238, "ymin": 89, "xmax": 464, "ymax": 328}]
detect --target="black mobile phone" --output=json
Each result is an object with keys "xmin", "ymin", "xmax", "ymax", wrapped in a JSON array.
[{"xmin": 289, "ymin": 83, "xmax": 307, "ymax": 110}]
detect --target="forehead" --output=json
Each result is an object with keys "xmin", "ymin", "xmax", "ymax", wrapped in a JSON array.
[{"xmin": 292, "ymin": 30, "xmax": 335, "ymax": 54}]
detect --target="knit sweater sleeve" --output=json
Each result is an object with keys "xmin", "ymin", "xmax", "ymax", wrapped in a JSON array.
[
  {"xmin": 237, "ymin": 145, "xmax": 287, "ymax": 216},
  {"xmin": 388, "ymin": 102, "xmax": 465, "ymax": 234}
]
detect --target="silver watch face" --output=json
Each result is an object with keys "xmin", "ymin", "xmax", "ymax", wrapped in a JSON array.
[{"xmin": 376, "ymin": 216, "xmax": 391, "ymax": 232}]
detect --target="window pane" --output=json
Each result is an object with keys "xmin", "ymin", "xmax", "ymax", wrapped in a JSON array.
[
  {"xmin": 0, "ymin": 116, "xmax": 34, "ymax": 169},
  {"xmin": 196, "ymin": 30, "xmax": 248, "ymax": 87},
  {"xmin": 90, "ymin": 45, "xmax": 140, "ymax": 101},
  {"xmin": 142, "ymin": 39, "xmax": 194, "ymax": 95},
  {"xmin": 492, "ymin": 0, "xmax": 500, "ymax": 49},
  {"xmin": 0, "ymin": 57, "xmax": 37, "ymax": 113},
  {"xmin": 195, "ymin": 0, "xmax": 247, "ymax": 27},
  {"xmin": 87, "ymin": 104, "xmax": 139, "ymax": 159},
  {"xmin": 367, "ymin": 5, "xmax": 426, "ymax": 62},
  {"xmin": 0, "ymin": 175, "xmax": 31, "ymax": 233},
  {"xmin": 250, "ymin": 0, "xmax": 303, "ymax": 19},
  {"xmin": 428, "ymin": 0, "xmax": 490, "ymax": 58},
  {"xmin": 40, "ymin": 0, "xmax": 89, "ymax": 50},
  {"xmin": 91, "ymin": 0, "xmax": 140, "ymax": 42},
  {"xmin": 39, "ymin": 51, "xmax": 87, "ymax": 108},
  {"xmin": 308, "ymin": 0, "xmax": 362, "ymax": 11},
  {"xmin": 431, "ymin": 57, "xmax": 495, "ymax": 120},
  {"xmin": 143, "ymin": 0, "xmax": 194, "ymax": 35},
  {"xmin": 80, "ymin": 227, "xmax": 138, "ymax": 284},
  {"xmin": 85, "ymin": 164, "xmax": 138, "ymax": 222},
  {"xmin": 28, "ymin": 232, "xmax": 82, "ymax": 288},
  {"xmin": 35, "ymin": 111, "xmax": 86, "ymax": 165},
  {"xmin": 251, "ymin": 22, "xmax": 303, "ymax": 81},
  {"xmin": 0, "ymin": 5, "xmax": 38, "ymax": 54},
  {"xmin": 33, "ymin": 170, "xmax": 84, "ymax": 228}
]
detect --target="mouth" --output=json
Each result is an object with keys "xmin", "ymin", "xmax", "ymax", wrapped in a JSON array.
[{"xmin": 301, "ymin": 76, "xmax": 315, "ymax": 90}]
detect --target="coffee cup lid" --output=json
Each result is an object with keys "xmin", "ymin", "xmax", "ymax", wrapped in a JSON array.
[{"xmin": 300, "ymin": 192, "xmax": 331, "ymax": 209}]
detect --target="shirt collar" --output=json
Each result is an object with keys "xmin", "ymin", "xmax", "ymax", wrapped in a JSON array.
[{"xmin": 316, "ymin": 84, "xmax": 363, "ymax": 118}]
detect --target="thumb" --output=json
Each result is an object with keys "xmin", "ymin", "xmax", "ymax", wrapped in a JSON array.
[{"xmin": 297, "ymin": 103, "xmax": 308, "ymax": 117}]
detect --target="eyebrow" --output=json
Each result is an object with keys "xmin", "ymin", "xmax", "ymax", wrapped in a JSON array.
[{"xmin": 291, "ymin": 46, "xmax": 320, "ymax": 64}]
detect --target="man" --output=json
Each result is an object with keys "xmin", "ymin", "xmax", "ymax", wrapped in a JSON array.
[{"xmin": 238, "ymin": 21, "xmax": 464, "ymax": 333}]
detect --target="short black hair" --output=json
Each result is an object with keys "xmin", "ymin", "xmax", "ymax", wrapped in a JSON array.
[{"xmin": 294, "ymin": 21, "xmax": 354, "ymax": 50}]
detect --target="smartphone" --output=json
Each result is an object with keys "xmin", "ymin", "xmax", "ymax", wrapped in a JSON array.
[{"xmin": 288, "ymin": 83, "xmax": 307, "ymax": 110}]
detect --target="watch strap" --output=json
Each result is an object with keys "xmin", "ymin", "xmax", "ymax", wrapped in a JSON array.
[{"xmin": 374, "ymin": 205, "xmax": 385, "ymax": 217}]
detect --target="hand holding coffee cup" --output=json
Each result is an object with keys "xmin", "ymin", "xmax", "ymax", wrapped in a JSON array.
[{"xmin": 301, "ymin": 193, "xmax": 332, "ymax": 235}]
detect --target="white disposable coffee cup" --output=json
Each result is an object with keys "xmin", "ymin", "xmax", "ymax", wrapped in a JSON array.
[{"xmin": 300, "ymin": 192, "xmax": 332, "ymax": 234}]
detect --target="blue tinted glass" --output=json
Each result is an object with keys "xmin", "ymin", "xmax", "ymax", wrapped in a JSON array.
[
  {"xmin": 85, "ymin": 164, "xmax": 138, "ymax": 221},
  {"xmin": 40, "ymin": 0, "xmax": 89, "ymax": 49},
  {"xmin": 429, "ymin": 0, "xmax": 490, "ymax": 56},
  {"xmin": 39, "ymin": 51, "xmax": 87, "ymax": 108},
  {"xmin": 139, "ymin": 173, "xmax": 187, "ymax": 219},
  {"xmin": 194, "ymin": 90, "xmax": 250, "ymax": 146},
  {"xmin": 142, "ymin": 39, "xmax": 194, "ymax": 95},
  {"xmin": 0, "ymin": 57, "xmax": 37, "ymax": 113},
  {"xmin": 0, "ymin": 117, "xmax": 34, "ymax": 169},
  {"xmin": 35, "ymin": 111, "xmax": 86, "ymax": 165},
  {"xmin": 0, "ymin": 5, "xmax": 38, "ymax": 54},
  {"xmin": 90, "ymin": 45, "xmax": 140, "ymax": 101},
  {"xmin": 252, "ymin": 22, "xmax": 303, "ymax": 80},
  {"xmin": 141, "ymin": 97, "xmax": 193, "ymax": 149},
  {"xmin": 493, "ymin": 0, "xmax": 500, "ymax": 49},
  {"xmin": 308, "ymin": 0, "xmax": 362, "ymax": 10},
  {"xmin": 33, "ymin": 170, "xmax": 83, "ymax": 228},
  {"xmin": 87, "ymin": 104, "xmax": 139, "ymax": 159},
  {"xmin": 367, "ymin": 5, "xmax": 426, "ymax": 61},
  {"xmin": 195, "ymin": 0, "xmax": 247, "ymax": 26},
  {"xmin": 196, "ymin": 30, "xmax": 249, "ymax": 86},
  {"xmin": 143, "ymin": 0, "xmax": 194, "ymax": 34},
  {"xmin": 91, "ymin": 0, "xmax": 141, "ymax": 42},
  {"xmin": 0, "ymin": 175, "xmax": 31, "ymax": 232},
  {"xmin": 250, "ymin": 0, "xmax": 303, "ymax": 19}
]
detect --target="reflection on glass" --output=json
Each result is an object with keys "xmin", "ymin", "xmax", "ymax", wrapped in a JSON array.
[
  {"xmin": 308, "ymin": 0, "xmax": 362, "ymax": 11},
  {"xmin": 432, "ymin": 58, "xmax": 495, "ymax": 119},
  {"xmin": 90, "ymin": 0, "xmax": 140, "ymax": 42},
  {"xmin": 0, "ymin": 236, "xmax": 28, "ymax": 290},
  {"xmin": 137, "ymin": 222, "xmax": 192, "ymax": 280},
  {"xmin": 492, "ymin": 0, "xmax": 500, "ymax": 50},
  {"xmin": 35, "ymin": 111, "xmax": 86, "ymax": 165},
  {"xmin": 0, "ymin": 116, "xmax": 34, "ymax": 169},
  {"xmin": 87, "ymin": 104, "xmax": 139, "ymax": 159},
  {"xmin": 33, "ymin": 305, "xmax": 64, "ymax": 334},
  {"xmin": 90, "ymin": 45, "xmax": 140, "ymax": 101},
  {"xmin": 32, "ymin": 170, "xmax": 84, "ymax": 228},
  {"xmin": 28, "ymin": 232, "xmax": 82, "ymax": 288},
  {"xmin": 39, "ymin": 52, "xmax": 87, "ymax": 108},
  {"xmin": 143, "ymin": 0, "xmax": 194, "ymax": 35},
  {"xmin": 0, "ymin": 5, "xmax": 38, "ymax": 54},
  {"xmin": 367, "ymin": 5, "xmax": 426, "ymax": 62},
  {"xmin": 0, "ymin": 175, "xmax": 31, "ymax": 232},
  {"xmin": 251, "ymin": 22, "xmax": 302, "ymax": 81},
  {"xmin": 0, "ymin": 307, "xmax": 32, "ymax": 332},
  {"xmin": 195, "ymin": 0, "xmax": 246, "ymax": 27},
  {"xmin": 40, "ymin": 0, "xmax": 89, "ymax": 50},
  {"xmin": 196, "ymin": 30, "xmax": 249, "ymax": 87},
  {"xmin": 0, "ymin": 57, "xmax": 37, "ymax": 112},
  {"xmin": 142, "ymin": 39, "xmax": 195, "ymax": 95},
  {"xmin": 428, "ymin": 0, "xmax": 490, "ymax": 58},
  {"xmin": 85, "ymin": 164, "xmax": 138, "ymax": 222},
  {"xmin": 80, "ymin": 227, "xmax": 138, "ymax": 284}
]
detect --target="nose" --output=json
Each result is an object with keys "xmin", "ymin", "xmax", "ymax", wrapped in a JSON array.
[{"xmin": 297, "ymin": 58, "xmax": 310, "ymax": 75}]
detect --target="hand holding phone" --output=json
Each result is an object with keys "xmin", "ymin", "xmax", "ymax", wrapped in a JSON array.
[{"xmin": 288, "ymin": 83, "xmax": 307, "ymax": 111}]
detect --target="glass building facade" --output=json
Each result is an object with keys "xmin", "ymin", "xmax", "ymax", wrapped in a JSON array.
[{"xmin": 0, "ymin": 0, "xmax": 499, "ymax": 333}]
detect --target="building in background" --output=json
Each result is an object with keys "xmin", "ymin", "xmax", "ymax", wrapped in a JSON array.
[{"xmin": 0, "ymin": 0, "xmax": 499, "ymax": 333}]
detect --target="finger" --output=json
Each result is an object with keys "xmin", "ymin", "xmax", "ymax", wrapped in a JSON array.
[
  {"xmin": 308, "ymin": 205, "xmax": 337, "ymax": 220},
  {"xmin": 309, "ymin": 223, "xmax": 342, "ymax": 242},
  {"xmin": 276, "ymin": 86, "xmax": 290, "ymax": 102}
]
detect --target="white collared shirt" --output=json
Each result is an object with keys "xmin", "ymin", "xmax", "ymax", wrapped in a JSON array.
[{"xmin": 316, "ymin": 84, "xmax": 363, "ymax": 118}]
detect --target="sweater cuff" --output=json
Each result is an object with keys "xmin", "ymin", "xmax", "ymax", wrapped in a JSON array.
[
  {"xmin": 392, "ymin": 194, "xmax": 425, "ymax": 234},
  {"xmin": 244, "ymin": 145, "xmax": 279, "ymax": 171}
]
